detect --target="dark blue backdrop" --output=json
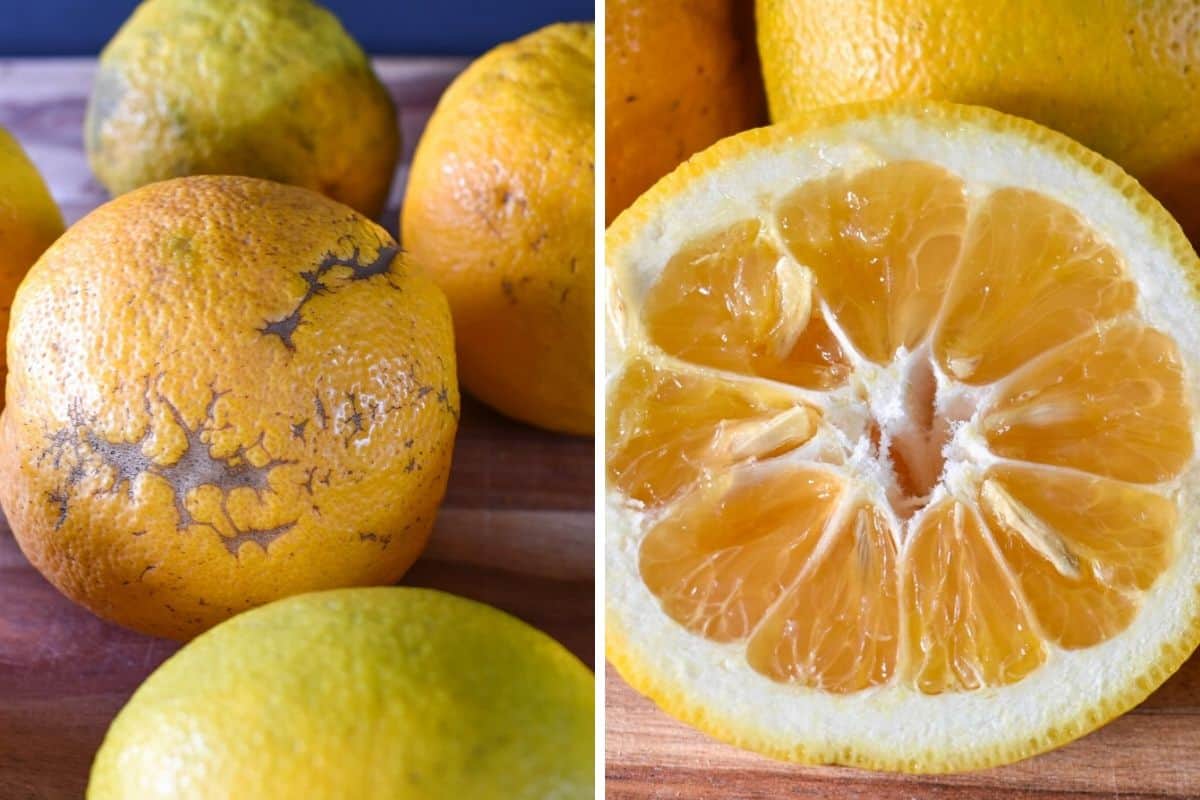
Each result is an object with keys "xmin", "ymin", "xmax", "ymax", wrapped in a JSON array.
[{"xmin": 0, "ymin": 1, "xmax": 593, "ymax": 56}]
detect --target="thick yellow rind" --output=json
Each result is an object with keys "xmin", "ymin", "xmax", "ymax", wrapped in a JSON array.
[
  {"xmin": 609, "ymin": 594, "xmax": 1200, "ymax": 772},
  {"xmin": 605, "ymin": 99, "xmax": 1200, "ymax": 773}
]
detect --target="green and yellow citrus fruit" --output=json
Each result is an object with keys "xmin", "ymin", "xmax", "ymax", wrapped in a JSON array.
[
  {"xmin": 86, "ymin": 0, "xmax": 398, "ymax": 218},
  {"xmin": 89, "ymin": 587, "xmax": 595, "ymax": 799}
]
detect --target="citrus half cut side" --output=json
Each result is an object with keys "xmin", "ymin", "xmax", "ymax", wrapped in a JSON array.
[{"xmin": 605, "ymin": 101, "xmax": 1200, "ymax": 772}]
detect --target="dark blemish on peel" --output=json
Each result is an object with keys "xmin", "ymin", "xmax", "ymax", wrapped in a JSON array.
[
  {"xmin": 260, "ymin": 242, "xmax": 398, "ymax": 350},
  {"xmin": 40, "ymin": 385, "xmax": 296, "ymax": 557},
  {"xmin": 49, "ymin": 489, "xmax": 68, "ymax": 530},
  {"xmin": 218, "ymin": 522, "xmax": 294, "ymax": 557},
  {"xmin": 342, "ymin": 393, "xmax": 366, "ymax": 443},
  {"xmin": 315, "ymin": 394, "xmax": 328, "ymax": 428}
]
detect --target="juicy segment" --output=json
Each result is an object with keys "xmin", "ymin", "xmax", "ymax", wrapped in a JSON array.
[
  {"xmin": 639, "ymin": 465, "xmax": 841, "ymax": 642},
  {"xmin": 746, "ymin": 502, "xmax": 900, "ymax": 692},
  {"xmin": 608, "ymin": 159, "xmax": 1192, "ymax": 695},
  {"xmin": 777, "ymin": 161, "xmax": 968, "ymax": 364},
  {"xmin": 980, "ymin": 466, "xmax": 1177, "ymax": 649},
  {"xmin": 935, "ymin": 189, "xmax": 1137, "ymax": 384},
  {"xmin": 982, "ymin": 322, "xmax": 1192, "ymax": 483},
  {"xmin": 903, "ymin": 501, "xmax": 1046, "ymax": 693},
  {"xmin": 606, "ymin": 359, "xmax": 821, "ymax": 506},
  {"xmin": 642, "ymin": 220, "xmax": 850, "ymax": 389}
]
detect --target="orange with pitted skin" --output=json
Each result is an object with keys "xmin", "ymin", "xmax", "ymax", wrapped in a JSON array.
[
  {"xmin": 0, "ymin": 176, "xmax": 458, "ymax": 639},
  {"xmin": 605, "ymin": 0, "xmax": 765, "ymax": 222},
  {"xmin": 403, "ymin": 23, "xmax": 594, "ymax": 435},
  {"xmin": 757, "ymin": 0, "xmax": 1200, "ymax": 241},
  {"xmin": 0, "ymin": 126, "xmax": 63, "ymax": 405}
]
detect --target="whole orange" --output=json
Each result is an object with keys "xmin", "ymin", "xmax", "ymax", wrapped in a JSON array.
[
  {"xmin": 0, "ymin": 176, "xmax": 459, "ymax": 639},
  {"xmin": 403, "ymin": 23, "xmax": 594, "ymax": 436},
  {"xmin": 605, "ymin": 0, "xmax": 765, "ymax": 223},
  {"xmin": 0, "ymin": 127, "xmax": 63, "ymax": 404},
  {"xmin": 758, "ymin": 0, "xmax": 1200, "ymax": 240}
]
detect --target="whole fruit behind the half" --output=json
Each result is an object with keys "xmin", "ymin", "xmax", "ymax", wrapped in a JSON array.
[
  {"xmin": 88, "ymin": 588, "xmax": 594, "ymax": 800},
  {"xmin": 403, "ymin": 23, "xmax": 594, "ymax": 436},
  {"xmin": 606, "ymin": 0, "xmax": 766, "ymax": 223},
  {"xmin": 0, "ymin": 176, "xmax": 458, "ymax": 640},
  {"xmin": 757, "ymin": 0, "xmax": 1200, "ymax": 240},
  {"xmin": 86, "ymin": 0, "xmax": 398, "ymax": 218}
]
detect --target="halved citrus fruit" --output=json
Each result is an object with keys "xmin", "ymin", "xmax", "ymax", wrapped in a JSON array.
[{"xmin": 605, "ymin": 101, "xmax": 1200, "ymax": 771}]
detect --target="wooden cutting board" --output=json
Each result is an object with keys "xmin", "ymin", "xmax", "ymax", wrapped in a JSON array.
[
  {"xmin": 608, "ymin": 646, "xmax": 1200, "ymax": 798},
  {"xmin": 0, "ymin": 57, "xmax": 594, "ymax": 800}
]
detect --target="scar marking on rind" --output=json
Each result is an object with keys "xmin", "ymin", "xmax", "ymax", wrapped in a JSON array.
[
  {"xmin": 298, "ymin": 466, "xmax": 330, "ymax": 495},
  {"xmin": 359, "ymin": 531, "xmax": 392, "ymax": 549},
  {"xmin": 49, "ymin": 489, "xmax": 69, "ymax": 530},
  {"xmin": 344, "ymin": 392, "xmax": 365, "ymax": 442},
  {"xmin": 41, "ymin": 386, "xmax": 297, "ymax": 556},
  {"xmin": 219, "ymin": 522, "xmax": 294, "ymax": 557},
  {"xmin": 314, "ymin": 394, "xmax": 328, "ymax": 428},
  {"xmin": 260, "ymin": 243, "xmax": 399, "ymax": 350}
]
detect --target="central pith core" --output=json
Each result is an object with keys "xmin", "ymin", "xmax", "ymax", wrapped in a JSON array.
[{"xmin": 846, "ymin": 351, "xmax": 976, "ymax": 521}]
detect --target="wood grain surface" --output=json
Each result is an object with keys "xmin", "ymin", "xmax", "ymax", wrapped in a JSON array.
[{"xmin": 0, "ymin": 57, "xmax": 594, "ymax": 800}]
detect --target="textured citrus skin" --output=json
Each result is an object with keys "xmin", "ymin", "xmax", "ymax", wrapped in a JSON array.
[
  {"xmin": 757, "ymin": 0, "xmax": 1200, "ymax": 239},
  {"xmin": 88, "ymin": 588, "xmax": 594, "ymax": 800},
  {"xmin": 402, "ymin": 23, "xmax": 594, "ymax": 435},
  {"xmin": 606, "ymin": 0, "xmax": 765, "ymax": 223},
  {"xmin": 85, "ymin": 0, "xmax": 398, "ymax": 218},
  {"xmin": 0, "ymin": 127, "xmax": 63, "ymax": 405},
  {"xmin": 606, "ymin": 101, "xmax": 1200, "ymax": 772},
  {"xmin": 0, "ymin": 176, "xmax": 458, "ymax": 640}
]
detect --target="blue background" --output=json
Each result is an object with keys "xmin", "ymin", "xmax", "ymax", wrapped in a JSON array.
[{"xmin": 0, "ymin": 1, "xmax": 593, "ymax": 56}]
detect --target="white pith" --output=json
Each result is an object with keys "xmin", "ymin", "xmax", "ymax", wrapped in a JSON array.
[{"xmin": 605, "ymin": 111, "xmax": 1200, "ymax": 767}]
